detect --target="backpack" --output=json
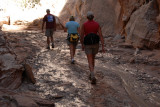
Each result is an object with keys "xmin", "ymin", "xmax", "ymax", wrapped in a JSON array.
[
  {"xmin": 47, "ymin": 15, "xmax": 54, "ymax": 22},
  {"xmin": 83, "ymin": 33, "xmax": 99, "ymax": 45},
  {"xmin": 68, "ymin": 33, "xmax": 79, "ymax": 43}
]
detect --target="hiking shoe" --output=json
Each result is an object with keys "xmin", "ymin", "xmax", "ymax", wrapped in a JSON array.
[
  {"xmin": 52, "ymin": 43, "xmax": 54, "ymax": 48},
  {"xmin": 47, "ymin": 46, "xmax": 50, "ymax": 50},
  {"xmin": 89, "ymin": 74, "xmax": 91, "ymax": 80},
  {"xmin": 91, "ymin": 77, "xmax": 96, "ymax": 84},
  {"xmin": 71, "ymin": 60, "xmax": 75, "ymax": 64}
]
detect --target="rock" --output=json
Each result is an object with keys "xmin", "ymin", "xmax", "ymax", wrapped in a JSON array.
[
  {"xmin": 13, "ymin": 95, "xmax": 38, "ymax": 107},
  {"xmin": 0, "ymin": 68, "xmax": 23, "ymax": 89},
  {"xmin": 134, "ymin": 48, "xmax": 141, "ymax": 55},
  {"xmin": 28, "ymin": 84, "xmax": 36, "ymax": 91},
  {"xmin": 0, "ymin": 53, "xmax": 22, "ymax": 71},
  {"xmin": 58, "ymin": 0, "xmax": 160, "ymax": 49},
  {"xmin": 0, "ymin": 52, "xmax": 24, "ymax": 89},
  {"xmin": 113, "ymin": 34, "xmax": 122, "ymax": 41},
  {"xmin": 0, "ymin": 89, "xmax": 55, "ymax": 107},
  {"xmin": 129, "ymin": 57, "xmax": 135, "ymax": 64},
  {"xmin": 125, "ymin": 1, "xmax": 160, "ymax": 49},
  {"xmin": 118, "ymin": 43, "xmax": 134, "ymax": 49},
  {"xmin": 156, "ymin": 14, "xmax": 160, "ymax": 23},
  {"xmin": 59, "ymin": 0, "xmax": 120, "ymax": 35},
  {"xmin": 24, "ymin": 64, "xmax": 36, "ymax": 84}
]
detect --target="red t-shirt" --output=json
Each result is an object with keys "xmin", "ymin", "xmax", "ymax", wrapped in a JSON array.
[
  {"xmin": 83, "ymin": 20, "xmax": 99, "ymax": 36},
  {"xmin": 43, "ymin": 14, "xmax": 55, "ymax": 29}
]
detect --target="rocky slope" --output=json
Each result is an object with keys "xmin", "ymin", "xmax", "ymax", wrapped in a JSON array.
[
  {"xmin": 1, "ymin": 28, "xmax": 160, "ymax": 106},
  {"xmin": 0, "ymin": 0, "xmax": 160, "ymax": 106}
]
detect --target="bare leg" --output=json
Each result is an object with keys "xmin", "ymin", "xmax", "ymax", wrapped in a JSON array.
[
  {"xmin": 87, "ymin": 54, "xmax": 94, "ymax": 72},
  {"xmin": 69, "ymin": 44, "xmax": 74, "ymax": 60},
  {"xmin": 92, "ymin": 54, "xmax": 95, "ymax": 68},
  {"xmin": 51, "ymin": 35, "xmax": 54, "ymax": 43},
  {"xmin": 51, "ymin": 35, "xmax": 54, "ymax": 48},
  {"xmin": 47, "ymin": 37, "xmax": 50, "ymax": 47},
  {"xmin": 87, "ymin": 54, "xmax": 96, "ymax": 84},
  {"xmin": 73, "ymin": 45, "xmax": 76, "ymax": 58}
]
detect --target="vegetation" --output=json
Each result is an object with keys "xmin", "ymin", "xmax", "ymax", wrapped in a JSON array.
[{"xmin": 16, "ymin": 0, "xmax": 41, "ymax": 9}]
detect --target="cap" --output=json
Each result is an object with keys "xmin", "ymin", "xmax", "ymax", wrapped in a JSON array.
[
  {"xmin": 46, "ymin": 9, "xmax": 50, "ymax": 12},
  {"xmin": 69, "ymin": 16, "xmax": 75, "ymax": 21},
  {"xmin": 87, "ymin": 11, "xmax": 94, "ymax": 17}
]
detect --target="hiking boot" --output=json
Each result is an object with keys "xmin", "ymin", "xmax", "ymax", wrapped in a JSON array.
[
  {"xmin": 52, "ymin": 43, "xmax": 54, "ymax": 48},
  {"xmin": 71, "ymin": 60, "xmax": 75, "ymax": 64},
  {"xmin": 91, "ymin": 77, "xmax": 96, "ymax": 84},
  {"xmin": 47, "ymin": 46, "xmax": 50, "ymax": 50},
  {"xmin": 89, "ymin": 74, "xmax": 91, "ymax": 80}
]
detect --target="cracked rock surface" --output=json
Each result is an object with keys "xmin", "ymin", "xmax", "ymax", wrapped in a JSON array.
[{"xmin": 0, "ymin": 27, "xmax": 160, "ymax": 107}]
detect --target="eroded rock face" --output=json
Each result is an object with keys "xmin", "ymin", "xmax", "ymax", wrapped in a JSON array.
[
  {"xmin": 0, "ymin": 32, "xmax": 23, "ymax": 89},
  {"xmin": 0, "ymin": 89, "xmax": 55, "ymax": 107},
  {"xmin": 59, "ymin": 0, "xmax": 160, "ymax": 49},
  {"xmin": 125, "ymin": 1, "xmax": 160, "ymax": 48},
  {"xmin": 59, "ymin": 0, "xmax": 120, "ymax": 35}
]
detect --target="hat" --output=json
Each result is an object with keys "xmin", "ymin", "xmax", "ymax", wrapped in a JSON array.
[
  {"xmin": 69, "ymin": 16, "xmax": 75, "ymax": 21},
  {"xmin": 46, "ymin": 9, "xmax": 50, "ymax": 12},
  {"xmin": 87, "ymin": 11, "xmax": 94, "ymax": 17}
]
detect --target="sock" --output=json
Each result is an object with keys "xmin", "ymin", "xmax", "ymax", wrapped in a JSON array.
[{"xmin": 72, "ymin": 58, "xmax": 74, "ymax": 61}]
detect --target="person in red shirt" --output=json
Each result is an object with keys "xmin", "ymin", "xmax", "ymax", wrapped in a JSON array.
[
  {"xmin": 42, "ymin": 9, "xmax": 56, "ymax": 49},
  {"xmin": 80, "ymin": 11, "xmax": 105, "ymax": 84}
]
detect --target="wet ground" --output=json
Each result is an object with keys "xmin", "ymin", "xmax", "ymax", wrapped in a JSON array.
[{"xmin": 3, "ymin": 28, "xmax": 160, "ymax": 107}]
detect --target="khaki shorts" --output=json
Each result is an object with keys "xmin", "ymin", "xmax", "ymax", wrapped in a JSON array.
[
  {"xmin": 66, "ymin": 39, "xmax": 78, "ymax": 46},
  {"xmin": 84, "ymin": 43, "xmax": 99, "ymax": 55},
  {"xmin": 45, "ymin": 29, "xmax": 54, "ymax": 37}
]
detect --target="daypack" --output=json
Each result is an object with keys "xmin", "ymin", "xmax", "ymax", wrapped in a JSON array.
[
  {"xmin": 68, "ymin": 33, "xmax": 79, "ymax": 43},
  {"xmin": 84, "ymin": 33, "xmax": 99, "ymax": 45},
  {"xmin": 47, "ymin": 15, "xmax": 54, "ymax": 22}
]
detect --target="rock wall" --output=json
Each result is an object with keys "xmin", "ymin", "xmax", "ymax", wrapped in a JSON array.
[
  {"xmin": 119, "ymin": 0, "xmax": 160, "ymax": 49},
  {"xmin": 59, "ymin": 0, "xmax": 120, "ymax": 35},
  {"xmin": 59, "ymin": 0, "xmax": 160, "ymax": 49},
  {"xmin": 0, "ymin": 32, "xmax": 23, "ymax": 89}
]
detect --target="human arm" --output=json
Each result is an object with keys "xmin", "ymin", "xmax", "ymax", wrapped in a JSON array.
[
  {"xmin": 64, "ymin": 27, "xmax": 67, "ymax": 32},
  {"xmin": 98, "ymin": 26, "xmax": 105, "ymax": 53},
  {"xmin": 64, "ymin": 23, "xmax": 68, "ymax": 32},
  {"xmin": 80, "ymin": 24, "xmax": 85, "ymax": 51},
  {"xmin": 42, "ymin": 16, "xmax": 46, "ymax": 32},
  {"xmin": 54, "ymin": 16, "xmax": 56, "ymax": 31},
  {"xmin": 42, "ymin": 21, "xmax": 45, "ymax": 32},
  {"xmin": 77, "ymin": 27, "xmax": 80, "ymax": 34}
]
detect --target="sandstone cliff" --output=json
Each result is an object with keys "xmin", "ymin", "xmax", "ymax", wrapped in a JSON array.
[{"xmin": 59, "ymin": 0, "xmax": 160, "ymax": 49}]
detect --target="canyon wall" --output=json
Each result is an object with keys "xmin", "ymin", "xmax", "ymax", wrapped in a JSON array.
[{"xmin": 59, "ymin": 0, "xmax": 160, "ymax": 49}]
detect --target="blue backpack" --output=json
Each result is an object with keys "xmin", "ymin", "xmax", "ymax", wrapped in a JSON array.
[{"xmin": 47, "ymin": 15, "xmax": 54, "ymax": 22}]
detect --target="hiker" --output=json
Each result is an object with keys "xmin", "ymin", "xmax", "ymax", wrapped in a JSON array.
[
  {"xmin": 64, "ymin": 16, "xmax": 80, "ymax": 64},
  {"xmin": 42, "ymin": 9, "xmax": 56, "ymax": 49},
  {"xmin": 80, "ymin": 11, "xmax": 105, "ymax": 84}
]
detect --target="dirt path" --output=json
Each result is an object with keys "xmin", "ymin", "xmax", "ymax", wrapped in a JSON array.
[{"xmin": 4, "ymin": 29, "xmax": 160, "ymax": 107}]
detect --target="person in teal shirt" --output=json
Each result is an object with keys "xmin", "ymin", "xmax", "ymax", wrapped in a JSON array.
[{"xmin": 65, "ymin": 16, "xmax": 80, "ymax": 64}]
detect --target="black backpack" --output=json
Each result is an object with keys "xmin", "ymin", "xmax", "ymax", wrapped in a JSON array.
[{"xmin": 84, "ymin": 33, "xmax": 99, "ymax": 45}]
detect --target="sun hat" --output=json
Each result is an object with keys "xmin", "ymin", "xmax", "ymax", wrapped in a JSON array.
[{"xmin": 87, "ymin": 11, "xmax": 94, "ymax": 17}]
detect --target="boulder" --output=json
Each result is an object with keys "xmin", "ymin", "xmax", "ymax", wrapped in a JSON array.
[
  {"xmin": 0, "ymin": 89, "xmax": 55, "ymax": 107},
  {"xmin": 125, "ymin": 1, "xmax": 160, "ymax": 49},
  {"xmin": 24, "ymin": 64, "xmax": 36, "ymax": 84}
]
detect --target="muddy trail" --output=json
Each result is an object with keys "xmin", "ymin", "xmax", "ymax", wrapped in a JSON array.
[{"xmin": 3, "ymin": 28, "xmax": 160, "ymax": 107}]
